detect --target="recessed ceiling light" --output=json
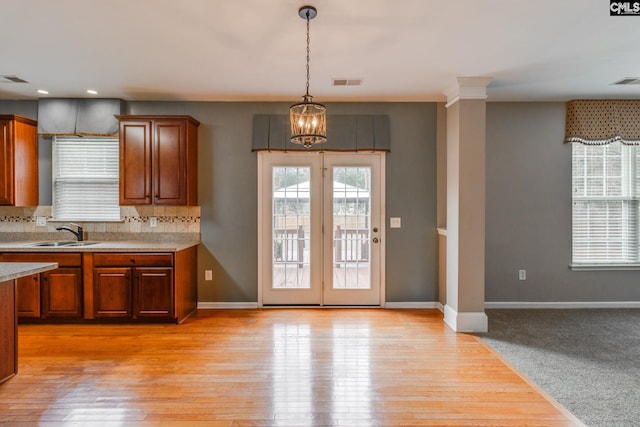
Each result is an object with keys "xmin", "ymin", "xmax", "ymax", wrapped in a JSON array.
[
  {"xmin": 37, "ymin": 89, "xmax": 49, "ymax": 94},
  {"xmin": 86, "ymin": 89, "xmax": 98, "ymax": 95}
]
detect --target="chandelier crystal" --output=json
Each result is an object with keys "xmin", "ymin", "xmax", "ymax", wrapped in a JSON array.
[{"xmin": 290, "ymin": 5, "xmax": 327, "ymax": 147}]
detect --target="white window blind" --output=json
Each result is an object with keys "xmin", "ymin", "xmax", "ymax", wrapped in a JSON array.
[
  {"xmin": 53, "ymin": 136, "xmax": 120, "ymax": 221},
  {"xmin": 572, "ymin": 142, "xmax": 640, "ymax": 263}
]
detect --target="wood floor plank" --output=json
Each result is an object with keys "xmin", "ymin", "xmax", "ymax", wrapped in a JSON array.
[{"xmin": 0, "ymin": 309, "xmax": 584, "ymax": 426}]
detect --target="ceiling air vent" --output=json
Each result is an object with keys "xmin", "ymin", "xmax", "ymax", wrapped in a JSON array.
[
  {"xmin": 332, "ymin": 78, "xmax": 363, "ymax": 86},
  {"xmin": 612, "ymin": 77, "xmax": 640, "ymax": 85},
  {"xmin": 1, "ymin": 75, "xmax": 29, "ymax": 83}
]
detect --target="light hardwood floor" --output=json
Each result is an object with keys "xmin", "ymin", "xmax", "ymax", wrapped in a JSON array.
[{"xmin": 0, "ymin": 309, "xmax": 584, "ymax": 426}]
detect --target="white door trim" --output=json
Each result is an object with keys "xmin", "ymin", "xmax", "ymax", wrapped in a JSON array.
[{"xmin": 257, "ymin": 151, "xmax": 386, "ymax": 307}]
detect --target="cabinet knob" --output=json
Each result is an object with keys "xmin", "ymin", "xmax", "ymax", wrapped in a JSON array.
[{"xmin": 130, "ymin": 259, "xmax": 136, "ymax": 263}]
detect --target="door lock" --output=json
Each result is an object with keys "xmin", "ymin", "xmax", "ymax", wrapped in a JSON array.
[
  {"xmin": 373, "ymin": 227, "xmax": 379, "ymax": 233},
  {"xmin": 372, "ymin": 237, "xmax": 379, "ymax": 243}
]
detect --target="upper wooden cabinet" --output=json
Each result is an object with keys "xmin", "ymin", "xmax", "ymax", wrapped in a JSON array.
[
  {"xmin": 0, "ymin": 115, "xmax": 38, "ymax": 206},
  {"xmin": 116, "ymin": 115, "xmax": 199, "ymax": 206}
]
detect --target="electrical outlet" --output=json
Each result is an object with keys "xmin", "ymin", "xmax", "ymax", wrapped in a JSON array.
[
  {"xmin": 149, "ymin": 217, "xmax": 157, "ymax": 227},
  {"xmin": 35, "ymin": 216, "xmax": 47, "ymax": 227},
  {"xmin": 205, "ymin": 270, "xmax": 213, "ymax": 281},
  {"xmin": 519, "ymin": 269, "xmax": 526, "ymax": 280}
]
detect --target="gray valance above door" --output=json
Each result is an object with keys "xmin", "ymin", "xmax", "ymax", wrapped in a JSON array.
[
  {"xmin": 565, "ymin": 100, "xmax": 640, "ymax": 145},
  {"xmin": 252, "ymin": 114, "xmax": 390, "ymax": 151}
]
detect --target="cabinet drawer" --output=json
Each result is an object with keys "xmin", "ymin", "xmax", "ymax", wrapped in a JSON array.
[
  {"xmin": 2, "ymin": 252, "xmax": 82, "ymax": 267},
  {"xmin": 93, "ymin": 253, "xmax": 173, "ymax": 267}
]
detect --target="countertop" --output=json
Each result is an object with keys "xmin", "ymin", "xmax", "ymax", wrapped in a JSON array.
[
  {"xmin": 0, "ymin": 262, "xmax": 58, "ymax": 282},
  {"xmin": 0, "ymin": 240, "xmax": 200, "ymax": 253}
]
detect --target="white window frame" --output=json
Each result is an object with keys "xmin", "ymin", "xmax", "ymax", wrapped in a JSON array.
[
  {"xmin": 52, "ymin": 136, "xmax": 121, "ymax": 222},
  {"xmin": 571, "ymin": 142, "xmax": 640, "ymax": 270}
]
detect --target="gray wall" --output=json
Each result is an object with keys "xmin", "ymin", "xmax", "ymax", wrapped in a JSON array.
[
  {"xmin": 4, "ymin": 98, "xmax": 639, "ymax": 303},
  {"xmin": 486, "ymin": 102, "xmax": 640, "ymax": 302},
  {"xmin": 125, "ymin": 101, "xmax": 438, "ymax": 303}
]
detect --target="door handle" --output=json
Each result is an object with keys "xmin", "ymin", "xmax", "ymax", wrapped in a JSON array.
[{"xmin": 372, "ymin": 237, "xmax": 379, "ymax": 243}]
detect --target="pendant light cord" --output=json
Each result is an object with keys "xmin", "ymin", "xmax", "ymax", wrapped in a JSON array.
[{"xmin": 305, "ymin": 10, "xmax": 311, "ymax": 97}]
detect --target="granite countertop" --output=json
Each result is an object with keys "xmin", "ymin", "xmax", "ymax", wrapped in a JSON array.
[
  {"xmin": 0, "ymin": 262, "xmax": 58, "ymax": 282},
  {"xmin": 0, "ymin": 240, "xmax": 200, "ymax": 253}
]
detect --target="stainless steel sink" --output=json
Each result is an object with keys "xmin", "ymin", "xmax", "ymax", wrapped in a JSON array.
[
  {"xmin": 28, "ymin": 241, "xmax": 99, "ymax": 247},
  {"xmin": 30, "ymin": 241, "xmax": 76, "ymax": 247}
]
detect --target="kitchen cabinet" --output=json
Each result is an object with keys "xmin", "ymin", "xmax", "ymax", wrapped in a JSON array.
[
  {"xmin": 16, "ymin": 274, "xmax": 40, "ymax": 318},
  {"xmin": 41, "ymin": 268, "xmax": 82, "ymax": 319},
  {"xmin": 0, "ymin": 245, "xmax": 197, "ymax": 324},
  {"xmin": 0, "ymin": 115, "xmax": 38, "ymax": 206},
  {"xmin": 0, "ymin": 263, "xmax": 57, "ymax": 383},
  {"xmin": 0, "ymin": 279, "xmax": 17, "ymax": 383},
  {"xmin": 117, "ymin": 115, "xmax": 199, "ymax": 206},
  {"xmin": 93, "ymin": 268, "xmax": 131, "ymax": 318},
  {"xmin": 93, "ymin": 253, "xmax": 174, "ymax": 321},
  {"xmin": 1, "ymin": 253, "xmax": 83, "ymax": 321}
]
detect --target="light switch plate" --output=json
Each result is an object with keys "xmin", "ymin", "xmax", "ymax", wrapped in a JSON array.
[
  {"xmin": 390, "ymin": 217, "xmax": 401, "ymax": 228},
  {"xmin": 36, "ymin": 216, "xmax": 47, "ymax": 227}
]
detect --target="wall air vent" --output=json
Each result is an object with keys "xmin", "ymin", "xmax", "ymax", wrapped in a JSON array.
[
  {"xmin": 1, "ymin": 75, "xmax": 29, "ymax": 83},
  {"xmin": 612, "ymin": 77, "xmax": 640, "ymax": 85},
  {"xmin": 332, "ymin": 78, "xmax": 363, "ymax": 86}
]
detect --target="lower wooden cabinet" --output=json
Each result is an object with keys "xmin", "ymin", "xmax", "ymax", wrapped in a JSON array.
[
  {"xmin": 93, "ymin": 268, "xmax": 132, "ymax": 318},
  {"xmin": 0, "ymin": 246, "xmax": 196, "ymax": 324},
  {"xmin": 92, "ymin": 254, "xmax": 175, "ymax": 321},
  {"xmin": 0, "ymin": 279, "xmax": 17, "ymax": 383},
  {"xmin": 93, "ymin": 265, "xmax": 174, "ymax": 320},
  {"xmin": 41, "ymin": 268, "xmax": 82, "ymax": 319},
  {"xmin": 133, "ymin": 267, "xmax": 173, "ymax": 319},
  {"xmin": 1, "ymin": 253, "xmax": 82, "ymax": 321},
  {"xmin": 16, "ymin": 274, "xmax": 40, "ymax": 318}
]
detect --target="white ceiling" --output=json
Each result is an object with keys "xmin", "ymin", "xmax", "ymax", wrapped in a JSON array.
[{"xmin": 2, "ymin": 0, "xmax": 640, "ymax": 103}]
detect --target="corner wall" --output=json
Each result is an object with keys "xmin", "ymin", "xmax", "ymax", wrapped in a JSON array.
[{"xmin": 486, "ymin": 102, "xmax": 640, "ymax": 303}]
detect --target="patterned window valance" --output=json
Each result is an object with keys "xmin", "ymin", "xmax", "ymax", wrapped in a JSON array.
[{"xmin": 565, "ymin": 100, "xmax": 640, "ymax": 145}]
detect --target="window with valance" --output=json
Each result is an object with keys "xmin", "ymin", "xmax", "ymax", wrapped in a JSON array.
[{"xmin": 566, "ymin": 100, "xmax": 640, "ymax": 266}]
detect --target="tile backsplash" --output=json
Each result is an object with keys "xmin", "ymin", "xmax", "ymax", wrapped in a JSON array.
[{"xmin": 0, "ymin": 206, "xmax": 200, "ymax": 234}]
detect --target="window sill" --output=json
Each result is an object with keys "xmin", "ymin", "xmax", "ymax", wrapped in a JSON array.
[{"xmin": 570, "ymin": 263, "xmax": 640, "ymax": 271}]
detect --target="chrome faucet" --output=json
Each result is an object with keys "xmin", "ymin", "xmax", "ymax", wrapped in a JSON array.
[{"xmin": 56, "ymin": 223, "xmax": 84, "ymax": 241}]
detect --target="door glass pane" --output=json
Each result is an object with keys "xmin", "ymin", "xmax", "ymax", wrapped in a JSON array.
[
  {"xmin": 332, "ymin": 167, "xmax": 371, "ymax": 289},
  {"xmin": 272, "ymin": 167, "xmax": 311, "ymax": 289}
]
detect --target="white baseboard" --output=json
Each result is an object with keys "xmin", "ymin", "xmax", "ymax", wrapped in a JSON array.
[
  {"xmin": 197, "ymin": 301, "xmax": 442, "ymax": 310},
  {"xmin": 198, "ymin": 302, "xmax": 259, "ymax": 309},
  {"xmin": 485, "ymin": 301, "xmax": 640, "ymax": 309},
  {"xmin": 384, "ymin": 302, "xmax": 440, "ymax": 309},
  {"xmin": 444, "ymin": 304, "xmax": 488, "ymax": 332}
]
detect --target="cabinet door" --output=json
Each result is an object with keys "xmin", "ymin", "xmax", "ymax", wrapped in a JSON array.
[
  {"xmin": 133, "ymin": 267, "xmax": 173, "ymax": 319},
  {"xmin": 16, "ymin": 274, "xmax": 40, "ymax": 318},
  {"xmin": 0, "ymin": 119, "xmax": 14, "ymax": 205},
  {"xmin": 94, "ymin": 268, "xmax": 132, "ymax": 318},
  {"xmin": 120, "ymin": 120, "xmax": 152, "ymax": 205},
  {"xmin": 0, "ymin": 116, "xmax": 38, "ymax": 206},
  {"xmin": 41, "ymin": 268, "xmax": 82, "ymax": 318},
  {"xmin": 154, "ymin": 120, "xmax": 187, "ymax": 205}
]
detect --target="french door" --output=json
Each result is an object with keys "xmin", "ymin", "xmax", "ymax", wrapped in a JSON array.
[{"xmin": 258, "ymin": 152, "xmax": 384, "ymax": 306}]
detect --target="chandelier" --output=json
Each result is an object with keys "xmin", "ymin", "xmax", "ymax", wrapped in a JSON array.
[{"xmin": 289, "ymin": 5, "xmax": 327, "ymax": 147}]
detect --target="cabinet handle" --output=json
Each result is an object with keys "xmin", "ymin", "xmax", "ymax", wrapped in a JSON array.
[
  {"xmin": 130, "ymin": 259, "xmax": 136, "ymax": 263},
  {"xmin": 33, "ymin": 276, "xmax": 38, "ymax": 282}
]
